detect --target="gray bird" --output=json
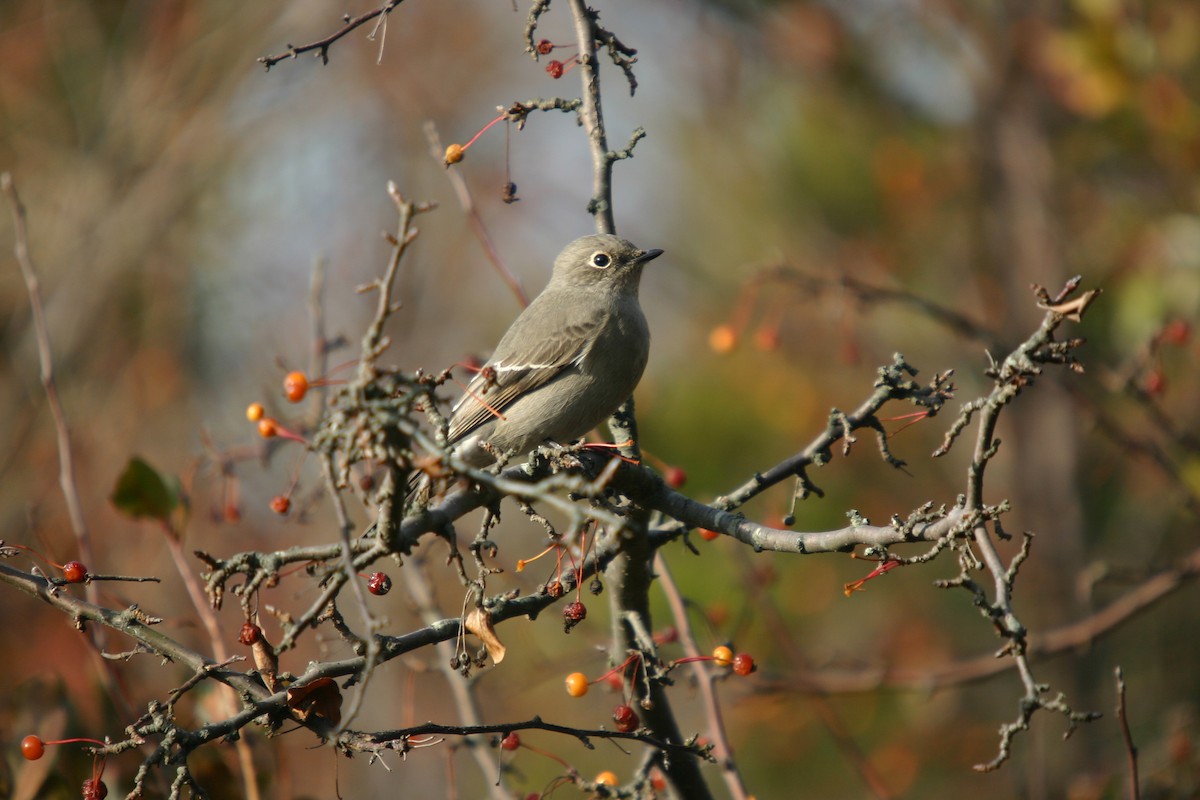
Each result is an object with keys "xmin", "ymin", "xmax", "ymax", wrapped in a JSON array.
[{"xmin": 422, "ymin": 233, "xmax": 662, "ymax": 491}]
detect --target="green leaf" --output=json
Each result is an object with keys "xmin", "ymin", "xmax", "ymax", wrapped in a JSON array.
[{"xmin": 110, "ymin": 457, "xmax": 181, "ymax": 522}]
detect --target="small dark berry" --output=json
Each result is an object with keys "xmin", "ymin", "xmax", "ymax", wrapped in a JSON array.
[
  {"xmin": 536, "ymin": 39, "xmax": 554, "ymax": 55},
  {"xmin": 613, "ymin": 704, "xmax": 640, "ymax": 733},
  {"xmin": 562, "ymin": 600, "xmax": 587, "ymax": 633},
  {"xmin": 589, "ymin": 578, "xmax": 603, "ymax": 595},
  {"xmin": 367, "ymin": 572, "xmax": 392, "ymax": 596},
  {"xmin": 82, "ymin": 778, "xmax": 108, "ymax": 799},
  {"xmin": 238, "ymin": 622, "xmax": 262, "ymax": 646},
  {"xmin": 546, "ymin": 580, "xmax": 565, "ymax": 598}
]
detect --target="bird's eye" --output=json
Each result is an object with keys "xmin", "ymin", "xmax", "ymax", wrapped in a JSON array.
[{"xmin": 590, "ymin": 251, "xmax": 612, "ymax": 269}]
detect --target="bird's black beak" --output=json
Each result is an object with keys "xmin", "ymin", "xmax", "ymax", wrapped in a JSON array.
[{"xmin": 636, "ymin": 248, "xmax": 664, "ymax": 264}]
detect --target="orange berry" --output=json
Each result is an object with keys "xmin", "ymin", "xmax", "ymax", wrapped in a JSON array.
[
  {"xmin": 246, "ymin": 402, "xmax": 265, "ymax": 422},
  {"xmin": 709, "ymin": 324, "xmax": 738, "ymax": 354},
  {"xmin": 257, "ymin": 418, "xmax": 278, "ymax": 438},
  {"xmin": 565, "ymin": 672, "xmax": 590, "ymax": 697},
  {"xmin": 712, "ymin": 645, "xmax": 733, "ymax": 666},
  {"xmin": 699, "ymin": 528, "xmax": 720, "ymax": 541},
  {"xmin": 444, "ymin": 143, "xmax": 464, "ymax": 166},
  {"xmin": 269, "ymin": 495, "xmax": 290, "ymax": 515},
  {"xmin": 283, "ymin": 371, "xmax": 309, "ymax": 403},
  {"xmin": 594, "ymin": 771, "xmax": 618, "ymax": 786},
  {"xmin": 20, "ymin": 734, "xmax": 45, "ymax": 760}
]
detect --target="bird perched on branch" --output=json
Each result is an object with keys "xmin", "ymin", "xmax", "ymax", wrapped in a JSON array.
[{"xmin": 414, "ymin": 233, "xmax": 662, "ymax": 502}]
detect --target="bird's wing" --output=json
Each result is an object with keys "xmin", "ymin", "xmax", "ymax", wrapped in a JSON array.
[{"xmin": 446, "ymin": 307, "xmax": 605, "ymax": 445}]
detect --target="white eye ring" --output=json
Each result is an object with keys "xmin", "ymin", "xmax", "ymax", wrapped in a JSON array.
[{"xmin": 590, "ymin": 251, "xmax": 612, "ymax": 269}]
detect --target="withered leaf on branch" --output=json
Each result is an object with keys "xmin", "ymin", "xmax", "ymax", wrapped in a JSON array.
[
  {"xmin": 252, "ymin": 638, "xmax": 279, "ymax": 693},
  {"xmin": 464, "ymin": 607, "xmax": 506, "ymax": 665},
  {"xmin": 1041, "ymin": 288, "xmax": 1101, "ymax": 322},
  {"xmin": 287, "ymin": 677, "xmax": 343, "ymax": 726}
]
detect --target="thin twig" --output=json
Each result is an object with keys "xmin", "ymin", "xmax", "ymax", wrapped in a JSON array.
[
  {"xmin": 1115, "ymin": 666, "xmax": 1140, "ymax": 800},
  {"xmin": 566, "ymin": 0, "xmax": 615, "ymax": 232},
  {"xmin": 423, "ymin": 121, "xmax": 528, "ymax": 308},
  {"xmin": 2, "ymin": 174, "xmax": 98, "ymax": 609},
  {"xmin": 403, "ymin": 558, "xmax": 509, "ymax": 800},
  {"xmin": 259, "ymin": 0, "xmax": 410, "ymax": 69},
  {"xmin": 654, "ymin": 553, "xmax": 749, "ymax": 800}
]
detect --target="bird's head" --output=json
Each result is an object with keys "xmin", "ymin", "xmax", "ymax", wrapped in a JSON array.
[{"xmin": 550, "ymin": 233, "xmax": 663, "ymax": 293}]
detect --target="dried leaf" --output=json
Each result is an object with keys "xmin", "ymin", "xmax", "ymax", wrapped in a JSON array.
[
  {"xmin": 287, "ymin": 677, "xmax": 342, "ymax": 726},
  {"xmin": 464, "ymin": 608, "xmax": 506, "ymax": 665},
  {"xmin": 1041, "ymin": 288, "xmax": 1101, "ymax": 322},
  {"xmin": 251, "ymin": 638, "xmax": 279, "ymax": 693}
]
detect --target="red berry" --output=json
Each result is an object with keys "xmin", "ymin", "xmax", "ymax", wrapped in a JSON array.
[
  {"xmin": 20, "ymin": 735, "xmax": 45, "ymax": 760},
  {"xmin": 754, "ymin": 324, "xmax": 781, "ymax": 352},
  {"xmin": 367, "ymin": 572, "xmax": 392, "ymax": 596},
  {"xmin": 605, "ymin": 671, "xmax": 624, "ymax": 692},
  {"xmin": 501, "ymin": 732, "xmax": 520, "ymax": 751},
  {"xmin": 613, "ymin": 704, "xmax": 640, "ymax": 732},
  {"xmin": 82, "ymin": 778, "xmax": 108, "ymax": 799},
  {"xmin": 269, "ymin": 495, "xmax": 291, "ymax": 515},
  {"xmin": 562, "ymin": 601, "xmax": 587, "ymax": 632},
  {"xmin": 699, "ymin": 528, "xmax": 720, "ymax": 542},
  {"xmin": 732, "ymin": 653, "xmax": 756, "ymax": 676},
  {"xmin": 536, "ymin": 39, "xmax": 554, "ymax": 55},
  {"xmin": 1161, "ymin": 319, "xmax": 1191, "ymax": 346},
  {"xmin": 238, "ymin": 622, "xmax": 262, "ymax": 646},
  {"xmin": 1144, "ymin": 369, "xmax": 1166, "ymax": 396},
  {"xmin": 283, "ymin": 371, "xmax": 309, "ymax": 402},
  {"xmin": 664, "ymin": 466, "xmax": 687, "ymax": 488},
  {"xmin": 61, "ymin": 561, "xmax": 88, "ymax": 583},
  {"xmin": 651, "ymin": 770, "xmax": 667, "ymax": 791},
  {"xmin": 546, "ymin": 60, "xmax": 564, "ymax": 79}
]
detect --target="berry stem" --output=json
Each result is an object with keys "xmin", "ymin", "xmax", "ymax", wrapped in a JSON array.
[{"xmin": 462, "ymin": 113, "xmax": 507, "ymax": 151}]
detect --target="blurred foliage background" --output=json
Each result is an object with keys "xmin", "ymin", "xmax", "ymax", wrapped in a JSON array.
[{"xmin": 1, "ymin": 0, "xmax": 1198, "ymax": 798}]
